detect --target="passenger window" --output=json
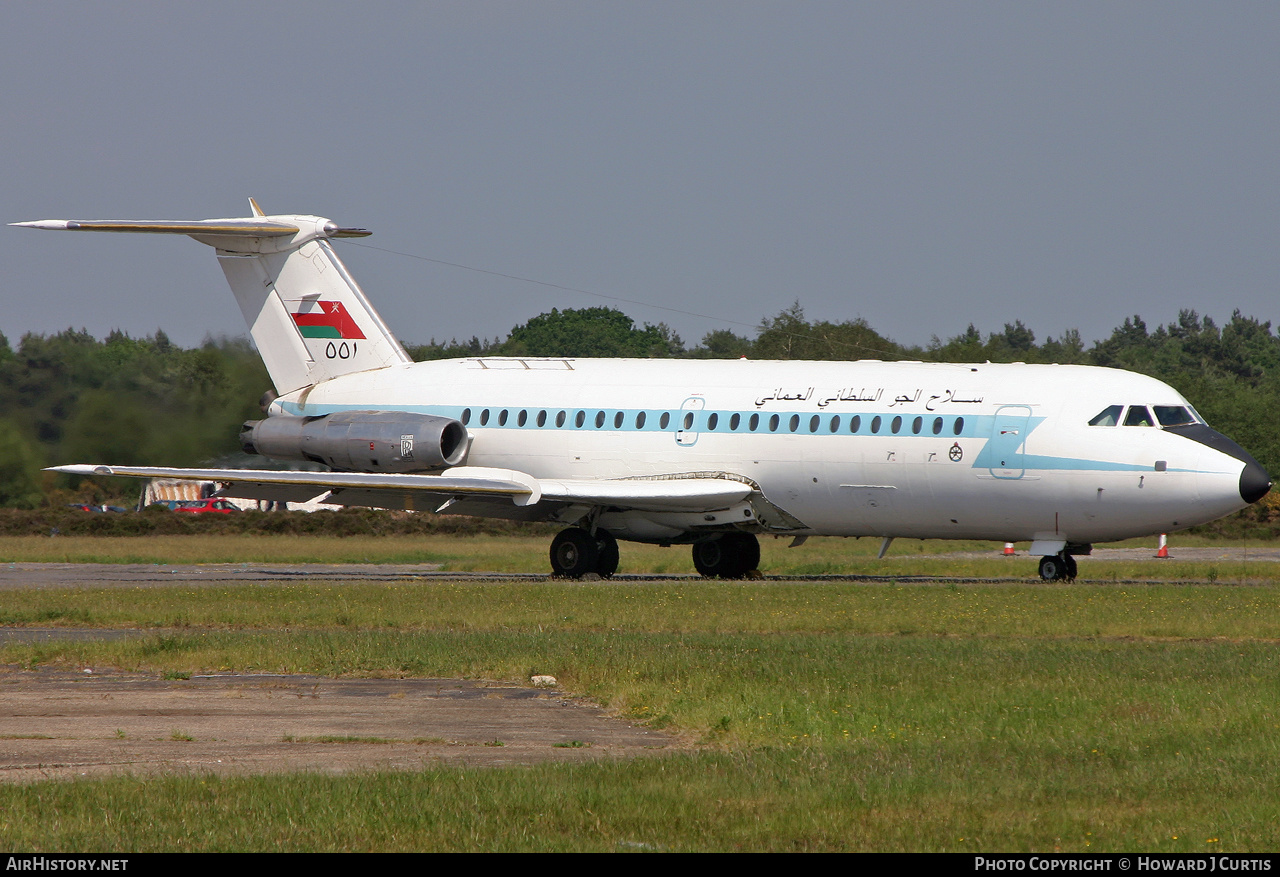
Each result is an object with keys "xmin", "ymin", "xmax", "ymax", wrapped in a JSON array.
[
  {"xmin": 517, "ymin": 410, "xmax": 528, "ymax": 427},
  {"xmin": 707, "ymin": 413, "xmax": 719, "ymax": 430},
  {"xmin": 829, "ymin": 416, "xmax": 840, "ymax": 433},
  {"xmin": 912, "ymin": 416, "xmax": 922, "ymax": 435},
  {"xmin": 871, "ymin": 416, "xmax": 882, "ymax": 434},
  {"xmin": 614, "ymin": 411, "xmax": 624, "ymax": 428},
  {"xmin": 953, "ymin": 417, "xmax": 964, "ymax": 435},
  {"xmin": 498, "ymin": 409, "xmax": 508, "ymax": 426},
  {"xmin": 660, "ymin": 412, "xmax": 671, "ymax": 429},
  {"xmin": 479, "ymin": 409, "xmax": 490, "ymax": 426},
  {"xmin": 850, "ymin": 415, "xmax": 861, "ymax": 433},
  {"xmin": 1154, "ymin": 405, "xmax": 1195, "ymax": 427},
  {"xmin": 809, "ymin": 415, "xmax": 820, "ymax": 433},
  {"xmin": 891, "ymin": 416, "xmax": 902, "ymax": 435},
  {"xmin": 461, "ymin": 408, "xmax": 472, "ymax": 425},
  {"xmin": 555, "ymin": 410, "xmax": 566, "ymax": 428},
  {"xmin": 729, "ymin": 413, "xmax": 741, "ymax": 430},
  {"xmin": 537, "ymin": 410, "xmax": 547, "ymax": 427},
  {"xmin": 636, "ymin": 411, "xmax": 647, "ymax": 429},
  {"xmin": 1089, "ymin": 405, "xmax": 1123, "ymax": 427},
  {"xmin": 749, "ymin": 413, "xmax": 760, "ymax": 431},
  {"xmin": 595, "ymin": 411, "xmax": 606, "ymax": 428},
  {"xmin": 1124, "ymin": 406, "xmax": 1155, "ymax": 427},
  {"xmin": 575, "ymin": 410, "xmax": 586, "ymax": 428},
  {"xmin": 769, "ymin": 414, "xmax": 780, "ymax": 433},
  {"xmin": 788, "ymin": 415, "xmax": 800, "ymax": 433},
  {"xmin": 932, "ymin": 417, "xmax": 943, "ymax": 435}
]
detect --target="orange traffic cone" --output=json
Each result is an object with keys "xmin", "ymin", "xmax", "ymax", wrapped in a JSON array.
[
  {"xmin": 1003, "ymin": 542, "xmax": 1015, "ymax": 556},
  {"xmin": 1155, "ymin": 534, "xmax": 1168, "ymax": 558}
]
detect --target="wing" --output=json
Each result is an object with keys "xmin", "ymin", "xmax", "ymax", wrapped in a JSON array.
[{"xmin": 48, "ymin": 464, "xmax": 754, "ymax": 519}]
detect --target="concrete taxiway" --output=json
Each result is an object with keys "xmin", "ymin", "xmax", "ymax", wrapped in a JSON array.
[{"xmin": 0, "ymin": 667, "xmax": 675, "ymax": 783}]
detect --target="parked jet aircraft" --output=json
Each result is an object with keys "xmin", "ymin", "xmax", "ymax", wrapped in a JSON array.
[{"xmin": 16, "ymin": 202, "xmax": 1271, "ymax": 580}]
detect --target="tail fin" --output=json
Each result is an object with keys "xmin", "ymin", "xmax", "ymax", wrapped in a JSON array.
[{"xmin": 12, "ymin": 200, "xmax": 412, "ymax": 395}]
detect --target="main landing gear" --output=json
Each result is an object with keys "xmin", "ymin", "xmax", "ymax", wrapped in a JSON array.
[
  {"xmin": 550, "ymin": 527, "xmax": 619, "ymax": 578},
  {"xmin": 1038, "ymin": 553, "xmax": 1078, "ymax": 582},
  {"xmin": 691, "ymin": 532, "xmax": 761, "ymax": 579},
  {"xmin": 548, "ymin": 528, "xmax": 762, "ymax": 579}
]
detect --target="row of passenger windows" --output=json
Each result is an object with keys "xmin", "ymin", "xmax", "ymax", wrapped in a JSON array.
[
  {"xmin": 1088, "ymin": 404, "xmax": 1198, "ymax": 428},
  {"xmin": 459, "ymin": 407, "xmax": 966, "ymax": 436}
]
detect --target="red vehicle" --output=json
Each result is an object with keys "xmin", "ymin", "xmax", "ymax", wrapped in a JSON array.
[{"xmin": 173, "ymin": 499, "xmax": 241, "ymax": 514}]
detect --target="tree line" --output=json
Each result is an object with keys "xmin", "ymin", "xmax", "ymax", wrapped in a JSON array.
[
  {"xmin": 0, "ymin": 330, "xmax": 268, "ymax": 507},
  {"xmin": 5, "ymin": 303, "xmax": 1280, "ymax": 508}
]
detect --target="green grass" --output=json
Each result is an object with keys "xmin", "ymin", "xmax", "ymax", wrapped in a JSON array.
[
  {"xmin": 3, "ymin": 580, "xmax": 1280, "ymax": 638},
  {"xmin": 2, "ymin": 557, "xmax": 1280, "ymax": 850},
  {"xmin": 4, "ymin": 743, "xmax": 1276, "ymax": 852},
  {"xmin": 3, "ymin": 627, "xmax": 1278, "ymax": 850}
]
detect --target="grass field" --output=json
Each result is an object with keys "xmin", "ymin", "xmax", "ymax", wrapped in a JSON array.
[{"xmin": 1, "ymin": 536, "xmax": 1279, "ymax": 851}]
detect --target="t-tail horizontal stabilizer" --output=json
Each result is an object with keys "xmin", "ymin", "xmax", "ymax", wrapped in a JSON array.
[{"xmin": 12, "ymin": 200, "xmax": 408, "ymax": 396}]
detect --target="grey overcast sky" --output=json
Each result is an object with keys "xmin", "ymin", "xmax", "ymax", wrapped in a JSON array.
[{"xmin": 2, "ymin": 2, "xmax": 1276, "ymax": 352}]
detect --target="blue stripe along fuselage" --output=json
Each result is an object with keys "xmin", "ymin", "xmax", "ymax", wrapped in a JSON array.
[{"xmin": 277, "ymin": 402, "xmax": 1225, "ymax": 476}]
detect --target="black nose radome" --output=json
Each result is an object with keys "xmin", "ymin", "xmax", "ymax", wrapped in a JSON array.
[
  {"xmin": 1164, "ymin": 423, "xmax": 1271, "ymax": 505},
  {"xmin": 1240, "ymin": 459, "xmax": 1272, "ymax": 505}
]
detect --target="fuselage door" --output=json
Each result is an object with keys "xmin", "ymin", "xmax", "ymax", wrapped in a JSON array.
[
  {"xmin": 675, "ymin": 396, "xmax": 705, "ymax": 446},
  {"xmin": 988, "ymin": 405, "xmax": 1032, "ymax": 479}
]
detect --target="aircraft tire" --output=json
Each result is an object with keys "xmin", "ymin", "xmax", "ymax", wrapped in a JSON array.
[
  {"xmin": 550, "ymin": 528, "xmax": 599, "ymax": 579},
  {"xmin": 726, "ymin": 531, "xmax": 761, "ymax": 576},
  {"xmin": 1038, "ymin": 555, "xmax": 1067, "ymax": 582},
  {"xmin": 1064, "ymin": 554, "xmax": 1078, "ymax": 581},
  {"xmin": 692, "ymin": 532, "xmax": 760, "ymax": 579},
  {"xmin": 595, "ymin": 530, "xmax": 619, "ymax": 578},
  {"xmin": 691, "ymin": 539, "xmax": 721, "ymax": 577}
]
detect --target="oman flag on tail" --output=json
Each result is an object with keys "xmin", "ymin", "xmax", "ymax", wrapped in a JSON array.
[{"xmin": 290, "ymin": 300, "xmax": 367, "ymax": 340}]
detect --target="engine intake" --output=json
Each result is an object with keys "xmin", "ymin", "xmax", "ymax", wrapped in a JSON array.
[{"xmin": 241, "ymin": 411, "xmax": 468, "ymax": 473}]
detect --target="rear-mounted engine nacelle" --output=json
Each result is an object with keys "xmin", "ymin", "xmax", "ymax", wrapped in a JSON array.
[{"xmin": 240, "ymin": 411, "xmax": 468, "ymax": 473}]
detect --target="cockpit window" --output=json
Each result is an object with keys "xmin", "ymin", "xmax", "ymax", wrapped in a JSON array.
[
  {"xmin": 1089, "ymin": 405, "xmax": 1123, "ymax": 426},
  {"xmin": 1124, "ymin": 406, "xmax": 1155, "ymax": 427},
  {"xmin": 1092, "ymin": 404, "xmax": 1199, "ymax": 428},
  {"xmin": 1154, "ymin": 405, "xmax": 1196, "ymax": 427}
]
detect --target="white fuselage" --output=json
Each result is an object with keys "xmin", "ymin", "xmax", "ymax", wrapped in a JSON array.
[
  {"xmin": 22, "ymin": 208, "xmax": 1265, "ymax": 569},
  {"xmin": 274, "ymin": 356, "xmax": 1253, "ymax": 545}
]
